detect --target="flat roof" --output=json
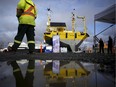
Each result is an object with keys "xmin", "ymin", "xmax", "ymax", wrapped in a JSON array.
[{"xmin": 94, "ymin": 4, "xmax": 116, "ymax": 24}]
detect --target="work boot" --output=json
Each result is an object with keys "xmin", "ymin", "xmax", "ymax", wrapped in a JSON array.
[
  {"xmin": 7, "ymin": 61, "xmax": 16, "ymax": 66},
  {"xmin": 8, "ymin": 46, "xmax": 16, "ymax": 52},
  {"xmin": 2, "ymin": 46, "xmax": 11, "ymax": 52},
  {"xmin": 7, "ymin": 61, "xmax": 12, "ymax": 66},
  {"xmin": 5, "ymin": 46, "xmax": 16, "ymax": 53},
  {"xmin": 8, "ymin": 46, "xmax": 12, "ymax": 52}
]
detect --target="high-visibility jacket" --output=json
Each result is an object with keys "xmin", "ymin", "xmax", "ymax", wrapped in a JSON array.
[{"xmin": 17, "ymin": 0, "xmax": 37, "ymax": 26}]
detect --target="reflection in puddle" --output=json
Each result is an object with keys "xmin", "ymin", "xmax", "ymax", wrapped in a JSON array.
[
  {"xmin": 44, "ymin": 61, "xmax": 90, "ymax": 87},
  {"xmin": 11, "ymin": 60, "xmax": 35, "ymax": 87},
  {"xmin": 0, "ymin": 60, "xmax": 115, "ymax": 87}
]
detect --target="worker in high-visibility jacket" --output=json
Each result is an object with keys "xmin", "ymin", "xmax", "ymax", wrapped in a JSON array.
[{"xmin": 8, "ymin": 0, "xmax": 37, "ymax": 54}]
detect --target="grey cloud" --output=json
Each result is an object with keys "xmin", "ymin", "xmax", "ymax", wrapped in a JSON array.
[{"xmin": 0, "ymin": 0, "xmax": 115, "ymax": 47}]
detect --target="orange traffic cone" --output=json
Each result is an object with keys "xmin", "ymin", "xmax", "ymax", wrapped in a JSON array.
[{"xmin": 40, "ymin": 43, "xmax": 42, "ymax": 53}]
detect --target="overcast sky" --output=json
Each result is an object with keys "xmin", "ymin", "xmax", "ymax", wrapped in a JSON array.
[{"xmin": 0, "ymin": 0, "xmax": 115, "ymax": 47}]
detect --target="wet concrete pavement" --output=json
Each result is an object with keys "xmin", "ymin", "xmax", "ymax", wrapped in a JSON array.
[{"xmin": 0, "ymin": 60, "xmax": 115, "ymax": 87}]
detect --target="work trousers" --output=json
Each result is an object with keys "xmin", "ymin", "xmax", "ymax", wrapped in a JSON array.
[
  {"xmin": 99, "ymin": 46, "xmax": 104, "ymax": 53},
  {"xmin": 11, "ymin": 60, "xmax": 35, "ymax": 87},
  {"xmin": 108, "ymin": 46, "xmax": 112, "ymax": 53},
  {"xmin": 12, "ymin": 24, "xmax": 35, "ymax": 53}
]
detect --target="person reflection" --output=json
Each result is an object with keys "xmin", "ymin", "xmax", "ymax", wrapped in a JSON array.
[{"xmin": 10, "ymin": 60, "xmax": 35, "ymax": 87}]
